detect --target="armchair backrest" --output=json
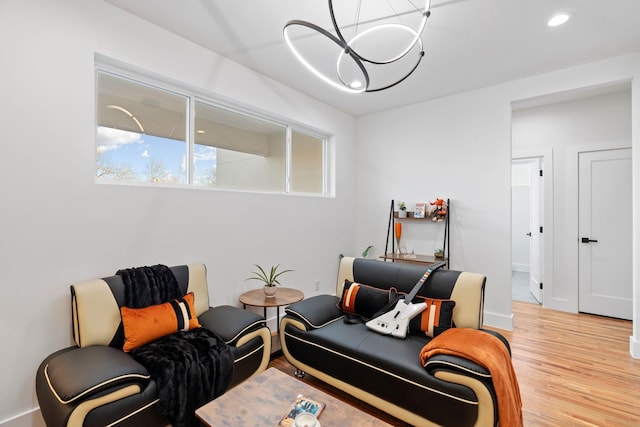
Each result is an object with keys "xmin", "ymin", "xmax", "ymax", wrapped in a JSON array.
[
  {"xmin": 337, "ymin": 257, "xmax": 485, "ymax": 329},
  {"xmin": 71, "ymin": 263, "xmax": 209, "ymax": 348}
]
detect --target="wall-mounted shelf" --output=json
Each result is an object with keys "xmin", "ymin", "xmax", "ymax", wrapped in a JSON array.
[
  {"xmin": 380, "ymin": 199, "xmax": 450, "ymax": 266},
  {"xmin": 380, "ymin": 253, "xmax": 446, "ymax": 265},
  {"xmin": 392, "ymin": 211, "xmax": 440, "ymax": 220}
]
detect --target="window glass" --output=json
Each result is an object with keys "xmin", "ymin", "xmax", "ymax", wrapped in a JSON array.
[
  {"xmin": 290, "ymin": 130, "xmax": 325, "ymax": 193},
  {"xmin": 95, "ymin": 63, "xmax": 329, "ymax": 195},
  {"xmin": 96, "ymin": 71, "xmax": 188, "ymax": 184},
  {"xmin": 194, "ymin": 101, "xmax": 287, "ymax": 192}
]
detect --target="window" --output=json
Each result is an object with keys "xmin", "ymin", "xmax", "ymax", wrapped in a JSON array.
[
  {"xmin": 291, "ymin": 130, "xmax": 325, "ymax": 193},
  {"xmin": 96, "ymin": 71, "xmax": 188, "ymax": 184},
  {"xmin": 194, "ymin": 101, "xmax": 287, "ymax": 192},
  {"xmin": 95, "ymin": 67, "xmax": 328, "ymax": 195}
]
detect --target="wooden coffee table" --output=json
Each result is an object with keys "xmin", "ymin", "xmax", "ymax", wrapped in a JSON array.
[{"xmin": 196, "ymin": 368, "xmax": 393, "ymax": 427}]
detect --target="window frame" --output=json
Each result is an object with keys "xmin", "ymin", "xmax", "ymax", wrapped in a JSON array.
[{"xmin": 95, "ymin": 56, "xmax": 331, "ymax": 196}]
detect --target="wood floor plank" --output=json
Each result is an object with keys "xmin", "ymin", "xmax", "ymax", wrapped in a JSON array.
[
  {"xmin": 270, "ymin": 301, "xmax": 640, "ymax": 426},
  {"xmin": 490, "ymin": 301, "xmax": 640, "ymax": 427}
]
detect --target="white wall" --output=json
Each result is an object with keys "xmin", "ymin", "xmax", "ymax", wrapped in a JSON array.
[
  {"xmin": 355, "ymin": 53, "xmax": 640, "ymax": 340},
  {"xmin": 512, "ymin": 90, "xmax": 632, "ymax": 310},
  {"xmin": 0, "ymin": 0, "xmax": 357, "ymax": 425},
  {"xmin": 356, "ymin": 88, "xmax": 514, "ymax": 329}
]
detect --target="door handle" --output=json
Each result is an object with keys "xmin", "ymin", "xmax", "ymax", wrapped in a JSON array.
[
  {"xmin": 526, "ymin": 232, "xmax": 532, "ymax": 237},
  {"xmin": 581, "ymin": 237, "xmax": 598, "ymax": 243}
]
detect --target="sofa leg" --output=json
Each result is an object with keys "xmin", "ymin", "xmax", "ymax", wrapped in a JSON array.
[{"xmin": 294, "ymin": 369, "xmax": 306, "ymax": 378}]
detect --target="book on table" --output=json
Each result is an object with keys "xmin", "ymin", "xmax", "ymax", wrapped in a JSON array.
[{"xmin": 279, "ymin": 394, "xmax": 326, "ymax": 426}]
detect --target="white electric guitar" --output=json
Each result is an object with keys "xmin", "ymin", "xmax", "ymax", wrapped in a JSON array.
[{"xmin": 366, "ymin": 261, "xmax": 446, "ymax": 338}]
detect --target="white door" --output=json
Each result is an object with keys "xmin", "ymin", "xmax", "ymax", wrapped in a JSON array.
[
  {"xmin": 578, "ymin": 148, "xmax": 632, "ymax": 319},
  {"xmin": 528, "ymin": 158, "xmax": 543, "ymax": 303}
]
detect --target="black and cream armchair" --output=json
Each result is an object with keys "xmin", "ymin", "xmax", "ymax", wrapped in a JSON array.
[{"xmin": 36, "ymin": 263, "xmax": 271, "ymax": 427}]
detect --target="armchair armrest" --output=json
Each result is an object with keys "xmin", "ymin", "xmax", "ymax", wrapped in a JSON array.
[
  {"xmin": 43, "ymin": 346, "xmax": 150, "ymax": 404},
  {"xmin": 283, "ymin": 295, "xmax": 343, "ymax": 330},
  {"xmin": 199, "ymin": 305, "xmax": 266, "ymax": 346}
]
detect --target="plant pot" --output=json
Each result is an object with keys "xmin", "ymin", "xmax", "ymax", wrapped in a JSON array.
[
  {"xmin": 398, "ymin": 210, "xmax": 407, "ymax": 218},
  {"xmin": 263, "ymin": 285, "xmax": 278, "ymax": 298}
]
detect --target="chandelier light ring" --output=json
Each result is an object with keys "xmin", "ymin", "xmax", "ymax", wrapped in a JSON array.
[
  {"xmin": 365, "ymin": 49, "xmax": 425, "ymax": 93},
  {"xmin": 338, "ymin": 23, "xmax": 422, "ymax": 67},
  {"xmin": 283, "ymin": 19, "xmax": 370, "ymax": 93},
  {"xmin": 335, "ymin": 25, "xmax": 425, "ymax": 92},
  {"xmin": 328, "ymin": 0, "xmax": 431, "ymax": 65}
]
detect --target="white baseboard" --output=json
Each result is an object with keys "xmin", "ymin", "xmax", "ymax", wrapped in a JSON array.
[
  {"xmin": 511, "ymin": 264, "xmax": 530, "ymax": 273},
  {"xmin": 0, "ymin": 408, "xmax": 45, "ymax": 427},
  {"xmin": 483, "ymin": 310, "xmax": 514, "ymax": 331},
  {"xmin": 544, "ymin": 297, "xmax": 575, "ymax": 313},
  {"xmin": 630, "ymin": 336, "xmax": 640, "ymax": 359}
]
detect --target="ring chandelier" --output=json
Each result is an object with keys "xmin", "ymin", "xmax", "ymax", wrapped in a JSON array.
[{"xmin": 283, "ymin": 0, "xmax": 432, "ymax": 93}]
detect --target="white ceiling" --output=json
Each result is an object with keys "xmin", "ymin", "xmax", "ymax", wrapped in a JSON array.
[{"xmin": 105, "ymin": 0, "xmax": 640, "ymax": 117}]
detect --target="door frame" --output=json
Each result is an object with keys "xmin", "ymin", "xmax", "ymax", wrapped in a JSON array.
[{"xmin": 512, "ymin": 148, "xmax": 553, "ymax": 307}]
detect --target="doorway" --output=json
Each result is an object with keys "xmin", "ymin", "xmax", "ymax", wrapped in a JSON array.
[{"xmin": 512, "ymin": 158, "xmax": 543, "ymax": 304}]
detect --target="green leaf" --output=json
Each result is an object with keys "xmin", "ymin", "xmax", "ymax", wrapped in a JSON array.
[{"xmin": 246, "ymin": 263, "xmax": 293, "ymax": 286}]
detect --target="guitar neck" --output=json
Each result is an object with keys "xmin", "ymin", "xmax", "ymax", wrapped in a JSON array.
[{"xmin": 404, "ymin": 261, "xmax": 446, "ymax": 302}]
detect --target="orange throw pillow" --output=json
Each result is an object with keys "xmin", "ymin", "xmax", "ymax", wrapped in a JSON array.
[{"xmin": 121, "ymin": 292, "xmax": 201, "ymax": 352}]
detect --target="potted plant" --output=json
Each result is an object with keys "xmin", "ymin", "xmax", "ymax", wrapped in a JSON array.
[
  {"xmin": 434, "ymin": 248, "xmax": 444, "ymax": 259},
  {"xmin": 247, "ymin": 264, "xmax": 293, "ymax": 298},
  {"xmin": 398, "ymin": 201, "xmax": 408, "ymax": 218}
]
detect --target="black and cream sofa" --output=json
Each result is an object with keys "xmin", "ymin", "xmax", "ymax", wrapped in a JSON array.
[
  {"xmin": 36, "ymin": 263, "xmax": 271, "ymax": 427},
  {"xmin": 280, "ymin": 257, "xmax": 510, "ymax": 427}
]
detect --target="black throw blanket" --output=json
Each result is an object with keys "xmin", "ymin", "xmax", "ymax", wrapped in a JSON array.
[
  {"xmin": 116, "ymin": 265, "xmax": 234, "ymax": 427},
  {"xmin": 130, "ymin": 328, "xmax": 233, "ymax": 427},
  {"xmin": 117, "ymin": 264, "xmax": 182, "ymax": 308}
]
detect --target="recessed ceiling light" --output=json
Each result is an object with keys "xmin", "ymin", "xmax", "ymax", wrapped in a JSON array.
[
  {"xmin": 548, "ymin": 13, "xmax": 570, "ymax": 27},
  {"xmin": 196, "ymin": 129, "xmax": 206, "ymax": 134}
]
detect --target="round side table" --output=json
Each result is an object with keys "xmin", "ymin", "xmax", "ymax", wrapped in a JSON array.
[{"xmin": 239, "ymin": 287, "xmax": 304, "ymax": 334}]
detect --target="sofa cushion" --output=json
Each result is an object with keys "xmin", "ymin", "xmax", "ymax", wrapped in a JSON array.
[
  {"xmin": 408, "ymin": 297, "xmax": 456, "ymax": 337},
  {"xmin": 44, "ymin": 346, "xmax": 150, "ymax": 404},
  {"xmin": 285, "ymin": 295, "xmax": 344, "ymax": 329},
  {"xmin": 338, "ymin": 280, "xmax": 395, "ymax": 319},
  {"xmin": 199, "ymin": 305, "xmax": 266, "ymax": 345},
  {"xmin": 121, "ymin": 292, "xmax": 201, "ymax": 352},
  {"xmin": 343, "ymin": 258, "xmax": 486, "ymax": 330}
]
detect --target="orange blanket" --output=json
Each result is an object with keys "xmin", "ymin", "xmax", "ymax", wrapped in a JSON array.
[{"xmin": 419, "ymin": 328, "xmax": 522, "ymax": 426}]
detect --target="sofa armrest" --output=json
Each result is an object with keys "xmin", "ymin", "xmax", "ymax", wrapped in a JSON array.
[
  {"xmin": 43, "ymin": 346, "xmax": 150, "ymax": 404},
  {"xmin": 422, "ymin": 328, "xmax": 510, "ymax": 386},
  {"xmin": 424, "ymin": 353, "xmax": 499, "ymax": 426},
  {"xmin": 422, "ymin": 329, "xmax": 511, "ymax": 427},
  {"xmin": 199, "ymin": 305, "xmax": 266, "ymax": 346},
  {"xmin": 283, "ymin": 295, "xmax": 343, "ymax": 329},
  {"xmin": 424, "ymin": 353, "xmax": 491, "ymax": 381},
  {"xmin": 481, "ymin": 329, "xmax": 511, "ymax": 355}
]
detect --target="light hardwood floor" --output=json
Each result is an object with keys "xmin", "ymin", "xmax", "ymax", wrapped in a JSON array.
[{"xmin": 270, "ymin": 301, "xmax": 640, "ymax": 426}]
